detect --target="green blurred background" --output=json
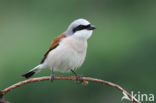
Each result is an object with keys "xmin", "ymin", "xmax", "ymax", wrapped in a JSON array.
[{"xmin": 0, "ymin": 0, "xmax": 156, "ymax": 103}]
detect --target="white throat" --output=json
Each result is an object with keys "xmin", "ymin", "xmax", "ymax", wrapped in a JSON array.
[{"xmin": 73, "ymin": 30, "xmax": 93, "ymax": 40}]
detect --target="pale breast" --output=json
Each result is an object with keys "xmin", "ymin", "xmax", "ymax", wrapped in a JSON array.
[{"xmin": 46, "ymin": 36, "xmax": 87, "ymax": 72}]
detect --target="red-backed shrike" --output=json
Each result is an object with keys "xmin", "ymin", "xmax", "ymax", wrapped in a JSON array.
[{"xmin": 22, "ymin": 18, "xmax": 96, "ymax": 81}]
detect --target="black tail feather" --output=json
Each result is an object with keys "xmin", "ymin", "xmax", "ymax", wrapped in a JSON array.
[{"xmin": 22, "ymin": 71, "xmax": 35, "ymax": 79}]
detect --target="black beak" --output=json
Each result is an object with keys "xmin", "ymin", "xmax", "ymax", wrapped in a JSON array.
[{"xmin": 88, "ymin": 25, "xmax": 96, "ymax": 30}]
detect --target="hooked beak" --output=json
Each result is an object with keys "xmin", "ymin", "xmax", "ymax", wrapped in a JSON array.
[{"xmin": 88, "ymin": 25, "xmax": 96, "ymax": 30}]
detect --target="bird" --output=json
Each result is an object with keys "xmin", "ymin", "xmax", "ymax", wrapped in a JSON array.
[{"xmin": 22, "ymin": 18, "xmax": 96, "ymax": 81}]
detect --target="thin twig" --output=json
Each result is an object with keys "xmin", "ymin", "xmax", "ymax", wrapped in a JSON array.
[
  {"xmin": 0, "ymin": 98, "xmax": 9, "ymax": 103},
  {"xmin": 0, "ymin": 76, "xmax": 140, "ymax": 103}
]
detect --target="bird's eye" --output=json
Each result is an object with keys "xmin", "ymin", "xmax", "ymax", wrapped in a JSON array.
[{"xmin": 73, "ymin": 24, "xmax": 91, "ymax": 33}]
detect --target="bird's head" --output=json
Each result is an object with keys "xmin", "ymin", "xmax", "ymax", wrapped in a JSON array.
[{"xmin": 64, "ymin": 18, "xmax": 96, "ymax": 40}]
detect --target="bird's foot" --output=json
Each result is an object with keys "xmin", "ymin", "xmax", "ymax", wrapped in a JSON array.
[
  {"xmin": 75, "ymin": 75, "xmax": 84, "ymax": 83},
  {"xmin": 70, "ymin": 70, "xmax": 84, "ymax": 83},
  {"xmin": 50, "ymin": 74, "xmax": 55, "ymax": 82},
  {"xmin": 50, "ymin": 69, "xmax": 55, "ymax": 82}
]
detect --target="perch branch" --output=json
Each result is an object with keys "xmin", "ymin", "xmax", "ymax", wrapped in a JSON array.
[
  {"xmin": 0, "ymin": 76, "xmax": 140, "ymax": 103},
  {"xmin": 0, "ymin": 98, "xmax": 9, "ymax": 103}
]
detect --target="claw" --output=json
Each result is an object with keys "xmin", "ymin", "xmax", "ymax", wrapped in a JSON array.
[
  {"xmin": 75, "ymin": 75, "xmax": 84, "ymax": 83},
  {"xmin": 71, "ymin": 70, "xmax": 84, "ymax": 83}
]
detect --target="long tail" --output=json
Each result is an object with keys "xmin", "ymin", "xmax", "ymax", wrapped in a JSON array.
[{"xmin": 22, "ymin": 65, "xmax": 42, "ymax": 79}]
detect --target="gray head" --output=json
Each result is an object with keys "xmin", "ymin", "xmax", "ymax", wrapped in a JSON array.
[{"xmin": 64, "ymin": 19, "xmax": 96, "ymax": 39}]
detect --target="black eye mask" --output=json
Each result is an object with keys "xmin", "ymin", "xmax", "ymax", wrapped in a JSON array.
[{"xmin": 73, "ymin": 24, "xmax": 91, "ymax": 33}]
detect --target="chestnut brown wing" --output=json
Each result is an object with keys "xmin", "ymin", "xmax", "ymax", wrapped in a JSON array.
[{"xmin": 40, "ymin": 34, "xmax": 66, "ymax": 64}]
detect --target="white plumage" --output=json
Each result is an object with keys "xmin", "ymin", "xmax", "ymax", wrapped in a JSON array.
[
  {"xmin": 22, "ymin": 18, "xmax": 95, "ymax": 79},
  {"xmin": 46, "ymin": 33, "xmax": 88, "ymax": 72}
]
